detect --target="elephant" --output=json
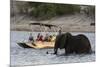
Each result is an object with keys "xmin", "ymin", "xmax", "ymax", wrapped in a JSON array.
[{"xmin": 53, "ymin": 32, "xmax": 92, "ymax": 55}]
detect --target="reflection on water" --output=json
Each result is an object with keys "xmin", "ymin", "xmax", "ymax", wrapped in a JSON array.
[{"xmin": 10, "ymin": 31, "xmax": 95, "ymax": 66}]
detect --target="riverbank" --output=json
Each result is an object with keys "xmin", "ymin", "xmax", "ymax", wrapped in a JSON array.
[{"xmin": 10, "ymin": 14, "xmax": 95, "ymax": 32}]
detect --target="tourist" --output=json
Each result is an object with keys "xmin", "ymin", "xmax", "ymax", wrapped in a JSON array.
[
  {"xmin": 29, "ymin": 33, "xmax": 34, "ymax": 42},
  {"xmin": 39, "ymin": 35, "xmax": 43, "ymax": 41},
  {"xmin": 36, "ymin": 33, "xmax": 40, "ymax": 41},
  {"xmin": 44, "ymin": 34, "xmax": 49, "ymax": 41}
]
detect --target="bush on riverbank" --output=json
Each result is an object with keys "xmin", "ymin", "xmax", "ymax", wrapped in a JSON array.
[
  {"xmin": 15, "ymin": 2, "xmax": 81, "ymax": 20},
  {"xmin": 28, "ymin": 2, "xmax": 81, "ymax": 20},
  {"xmin": 12, "ymin": 1, "xmax": 95, "ymax": 20}
]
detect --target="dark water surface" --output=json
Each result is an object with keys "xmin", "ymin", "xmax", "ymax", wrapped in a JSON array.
[{"xmin": 10, "ymin": 31, "xmax": 95, "ymax": 66}]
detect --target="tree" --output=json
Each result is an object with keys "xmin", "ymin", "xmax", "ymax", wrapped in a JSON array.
[{"xmin": 15, "ymin": 2, "xmax": 81, "ymax": 20}]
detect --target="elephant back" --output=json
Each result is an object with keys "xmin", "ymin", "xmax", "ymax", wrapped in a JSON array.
[{"xmin": 74, "ymin": 34, "xmax": 92, "ymax": 53}]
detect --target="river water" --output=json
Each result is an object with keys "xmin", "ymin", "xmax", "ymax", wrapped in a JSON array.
[{"xmin": 10, "ymin": 31, "xmax": 95, "ymax": 66}]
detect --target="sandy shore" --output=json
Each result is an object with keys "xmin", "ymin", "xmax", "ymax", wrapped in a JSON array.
[{"xmin": 10, "ymin": 14, "xmax": 95, "ymax": 32}]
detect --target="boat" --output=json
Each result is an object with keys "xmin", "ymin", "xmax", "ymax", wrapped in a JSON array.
[
  {"xmin": 17, "ymin": 22, "xmax": 61, "ymax": 49},
  {"xmin": 17, "ymin": 41, "xmax": 55, "ymax": 49}
]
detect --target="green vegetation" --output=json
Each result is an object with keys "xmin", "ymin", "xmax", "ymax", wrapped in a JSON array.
[
  {"xmin": 86, "ymin": 6, "xmax": 95, "ymax": 18},
  {"xmin": 28, "ymin": 2, "xmax": 81, "ymax": 20},
  {"xmin": 16, "ymin": 2, "xmax": 81, "ymax": 20},
  {"xmin": 15, "ymin": 2, "xmax": 95, "ymax": 20},
  {"xmin": 82, "ymin": 5, "xmax": 95, "ymax": 20}
]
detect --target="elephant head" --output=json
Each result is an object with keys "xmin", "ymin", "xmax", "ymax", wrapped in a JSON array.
[{"xmin": 53, "ymin": 32, "xmax": 72, "ymax": 55}]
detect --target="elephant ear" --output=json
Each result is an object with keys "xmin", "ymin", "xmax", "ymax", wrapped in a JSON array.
[
  {"xmin": 59, "ymin": 33, "xmax": 68, "ymax": 49},
  {"xmin": 65, "ymin": 32, "xmax": 72, "ymax": 44},
  {"xmin": 66, "ymin": 32, "xmax": 72, "ymax": 39}
]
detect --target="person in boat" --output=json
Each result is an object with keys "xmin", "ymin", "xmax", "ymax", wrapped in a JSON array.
[
  {"xmin": 44, "ymin": 34, "xmax": 49, "ymax": 42},
  {"xmin": 44, "ymin": 34, "xmax": 56, "ymax": 42},
  {"xmin": 51, "ymin": 34, "xmax": 56, "ymax": 42},
  {"xmin": 36, "ymin": 33, "xmax": 44, "ymax": 41},
  {"xmin": 39, "ymin": 35, "xmax": 43, "ymax": 41},
  {"xmin": 36, "ymin": 33, "xmax": 41, "ymax": 41},
  {"xmin": 29, "ymin": 33, "xmax": 34, "ymax": 42},
  {"xmin": 48, "ymin": 35, "xmax": 53, "ymax": 42},
  {"xmin": 28, "ymin": 33, "xmax": 36, "ymax": 46}
]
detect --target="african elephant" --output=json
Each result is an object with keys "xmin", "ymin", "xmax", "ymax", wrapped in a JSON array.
[{"xmin": 54, "ymin": 32, "xmax": 92, "ymax": 55}]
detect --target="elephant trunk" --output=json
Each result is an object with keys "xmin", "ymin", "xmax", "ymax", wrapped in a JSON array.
[
  {"xmin": 53, "ymin": 35, "xmax": 60, "ymax": 55},
  {"xmin": 53, "ymin": 48, "xmax": 58, "ymax": 55}
]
